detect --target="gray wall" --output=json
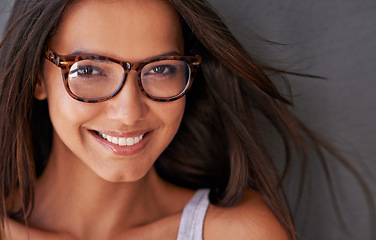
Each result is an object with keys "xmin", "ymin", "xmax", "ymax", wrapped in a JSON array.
[
  {"xmin": 208, "ymin": 1, "xmax": 376, "ymax": 240},
  {"xmin": 1, "ymin": 0, "xmax": 375, "ymax": 239},
  {"xmin": 0, "ymin": 0, "xmax": 12, "ymax": 36}
]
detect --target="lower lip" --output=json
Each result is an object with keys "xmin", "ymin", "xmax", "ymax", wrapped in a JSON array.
[{"xmin": 91, "ymin": 131, "xmax": 151, "ymax": 156}]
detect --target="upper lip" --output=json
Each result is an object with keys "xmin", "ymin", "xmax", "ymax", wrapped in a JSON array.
[{"xmin": 91, "ymin": 129, "xmax": 151, "ymax": 138}]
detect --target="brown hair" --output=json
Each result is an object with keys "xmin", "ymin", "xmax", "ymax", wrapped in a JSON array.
[{"xmin": 1, "ymin": 0, "xmax": 373, "ymax": 239}]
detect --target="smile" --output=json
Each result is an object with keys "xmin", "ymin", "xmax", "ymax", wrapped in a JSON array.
[{"xmin": 98, "ymin": 132, "xmax": 144, "ymax": 146}]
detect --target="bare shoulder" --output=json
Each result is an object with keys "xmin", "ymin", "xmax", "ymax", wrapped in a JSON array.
[
  {"xmin": 204, "ymin": 189, "xmax": 289, "ymax": 240},
  {"xmin": 1, "ymin": 218, "xmax": 76, "ymax": 240}
]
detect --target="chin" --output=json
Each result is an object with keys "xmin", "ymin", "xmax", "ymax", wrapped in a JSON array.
[{"xmin": 94, "ymin": 166, "xmax": 152, "ymax": 183}]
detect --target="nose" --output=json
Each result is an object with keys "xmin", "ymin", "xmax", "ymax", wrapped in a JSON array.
[{"xmin": 106, "ymin": 71, "xmax": 147, "ymax": 125}]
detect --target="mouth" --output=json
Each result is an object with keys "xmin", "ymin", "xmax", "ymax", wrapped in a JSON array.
[{"xmin": 93, "ymin": 131, "xmax": 145, "ymax": 146}]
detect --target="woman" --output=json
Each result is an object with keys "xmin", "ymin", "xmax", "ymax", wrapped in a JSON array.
[{"xmin": 0, "ymin": 0, "xmax": 347, "ymax": 239}]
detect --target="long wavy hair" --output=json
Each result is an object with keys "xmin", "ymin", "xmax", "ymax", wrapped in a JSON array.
[{"xmin": 1, "ymin": 0, "xmax": 373, "ymax": 239}]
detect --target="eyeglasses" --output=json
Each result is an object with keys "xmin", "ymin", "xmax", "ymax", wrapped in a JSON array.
[{"xmin": 43, "ymin": 47, "xmax": 201, "ymax": 103}]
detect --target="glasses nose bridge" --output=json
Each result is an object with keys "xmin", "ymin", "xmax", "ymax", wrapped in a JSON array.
[
  {"xmin": 117, "ymin": 62, "xmax": 144, "ymax": 96},
  {"xmin": 120, "ymin": 61, "xmax": 143, "ymax": 86},
  {"xmin": 121, "ymin": 62, "xmax": 143, "ymax": 75}
]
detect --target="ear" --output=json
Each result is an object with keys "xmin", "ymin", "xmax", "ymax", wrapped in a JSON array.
[{"xmin": 34, "ymin": 75, "xmax": 47, "ymax": 100}]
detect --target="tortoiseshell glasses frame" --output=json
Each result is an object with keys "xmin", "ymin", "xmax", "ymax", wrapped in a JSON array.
[{"xmin": 43, "ymin": 47, "xmax": 201, "ymax": 103}]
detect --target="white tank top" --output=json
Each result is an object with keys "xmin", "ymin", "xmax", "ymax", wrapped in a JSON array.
[{"xmin": 177, "ymin": 189, "xmax": 210, "ymax": 240}]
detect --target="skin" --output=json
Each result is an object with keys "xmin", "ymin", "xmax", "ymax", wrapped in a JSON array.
[{"xmin": 3, "ymin": 0, "xmax": 289, "ymax": 239}]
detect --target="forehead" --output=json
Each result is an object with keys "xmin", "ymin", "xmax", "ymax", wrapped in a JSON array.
[{"xmin": 49, "ymin": 0, "xmax": 184, "ymax": 60}]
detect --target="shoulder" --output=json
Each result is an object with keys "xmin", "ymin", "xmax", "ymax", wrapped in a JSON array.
[
  {"xmin": 204, "ymin": 189, "xmax": 289, "ymax": 240},
  {"xmin": 2, "ymin": 218, "xmax": 76, "ymax": 240}
]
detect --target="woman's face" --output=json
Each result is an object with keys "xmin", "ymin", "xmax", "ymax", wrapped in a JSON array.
[{"xmin": 37, "ymin": 0, "xmax": 185, "ymax": 182}]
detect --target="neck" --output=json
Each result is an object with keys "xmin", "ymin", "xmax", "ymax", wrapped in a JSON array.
[{"xmin": 30, "ymin": 143, "xmax": 180, "ymax": 239}]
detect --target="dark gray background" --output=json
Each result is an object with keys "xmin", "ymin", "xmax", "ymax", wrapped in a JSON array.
[{"xmin": 1, "ymin": 0, "xmax": 375, "ymax": 239}]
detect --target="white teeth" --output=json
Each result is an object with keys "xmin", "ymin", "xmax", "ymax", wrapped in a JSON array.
[
  {"xmin": 111, "ymin": 137, "xmax": 118, "ymax": 144},
  {"xmin": 119, "ymin": 137, "xmax": 127, "ymax": 146},
  {"xmin": 100, "ymin": 133, "xmax": 144, "ymax": 146},
  {"xmin": 127, "ymin": 138, "xmax": 134, "ymax": 146}
]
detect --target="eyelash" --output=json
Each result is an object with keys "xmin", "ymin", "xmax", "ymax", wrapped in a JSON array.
[{"xmin": 70, "ymin": 66, "xmax": 104, "ymax": 78}]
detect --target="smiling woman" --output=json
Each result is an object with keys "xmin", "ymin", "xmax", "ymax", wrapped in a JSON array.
[
  {"xmin": 0, "ymin": 0, "xmax": 354, "ymax": 239},
  {"xmin": 34, "ymin": 0, "xmax": 189, "ymax": 184}
]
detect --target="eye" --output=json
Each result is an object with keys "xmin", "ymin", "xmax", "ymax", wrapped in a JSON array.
[
  {"xmin": 144, "ymin": 64, "xmax": 178, "ymax": 77},
  {"xmin": 151, "ymin": 65, "xmax": 175, "ymax": 75},
  {"xmin": 69, "ymin": 65, "xmax": 103, "ymax": 78}
]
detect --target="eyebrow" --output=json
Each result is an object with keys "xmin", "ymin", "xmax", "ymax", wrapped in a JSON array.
[{"xmin": 69, "ymin": 50, "xmax": 182, "ymax": 59}]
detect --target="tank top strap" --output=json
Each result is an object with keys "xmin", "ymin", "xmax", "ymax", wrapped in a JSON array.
[{"xmin": 177, "ymin": 189, "xmax": 210, "ymax": 240}]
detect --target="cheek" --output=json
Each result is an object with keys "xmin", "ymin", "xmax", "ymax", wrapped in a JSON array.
[
  {"xmin": 146, "ymin": 98, "xmax": 185, "ymax": 162},
  {"xmin": 43, "ymin": 63, "xmax": 98, "ymax": 134},
  {"xmin": 157, "ymin": 98, "xmax": 186, "ymax": 130},
  {"xmin": 48, "ymin": 98, "xmax": 92, "ymax": 131}
]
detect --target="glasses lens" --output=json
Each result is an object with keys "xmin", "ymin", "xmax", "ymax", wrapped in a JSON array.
[
  {"xmin": 68, "ymin": 60, "xmax": 124, "ymax": 99},
  {"xmin": 141, "ymin": 60, "xmax": 190, "ymax": 98}
]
